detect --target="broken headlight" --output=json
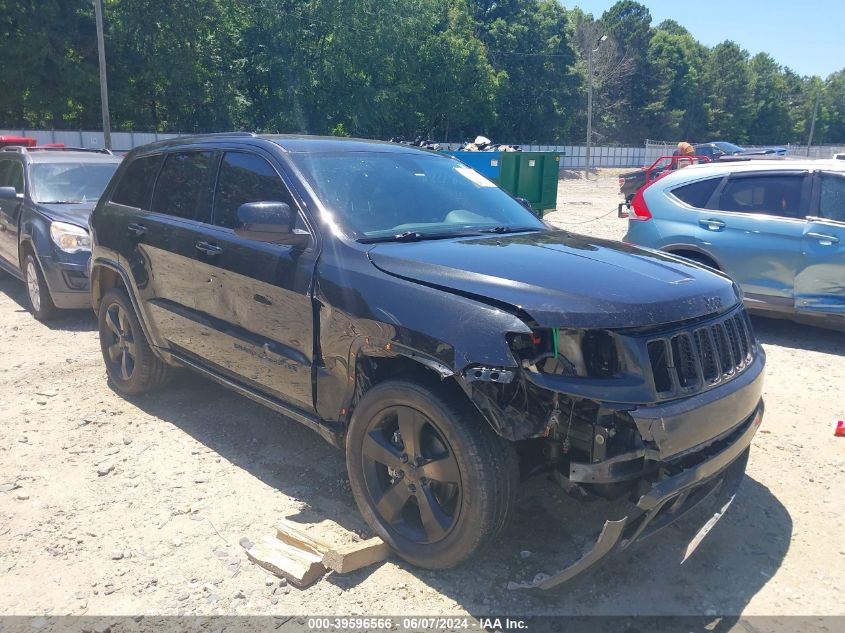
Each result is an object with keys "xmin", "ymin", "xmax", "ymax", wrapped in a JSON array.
[{"xmin": 509, "ymin": 329, "xmax": 621, "ymax": 378}]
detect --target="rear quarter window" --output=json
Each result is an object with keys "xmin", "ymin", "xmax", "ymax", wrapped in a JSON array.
[
  {"xmin": 670, "ymin": 177, "xmax": 721, "ymax": 208},
  {"xmin": 111, "ymin": 154, "xmax": 163, "ymax": 209}
]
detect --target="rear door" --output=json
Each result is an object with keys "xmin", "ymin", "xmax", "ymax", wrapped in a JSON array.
[
  {"xmin": 794, "ymin": 171, "xmax": 845, "ymax": 316},
  {"xmin": 0, "ymin": 158, "xmax": 25, "ymax": 266},
  {"xmin": 186, "ymin": 148, "xmax": 317, "ymax": 411},
  {"xmin": 137, "ymin": 150, "xmax": 217, "ymax": 350},
  {"xmin": 696, "ymin": 171, "xmax": 810, "ymax": 310}
]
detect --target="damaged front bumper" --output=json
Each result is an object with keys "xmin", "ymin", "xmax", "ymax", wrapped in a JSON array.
[{"xmin": 509, "ymin": 401, "xmax": 763, "ymax": 590}]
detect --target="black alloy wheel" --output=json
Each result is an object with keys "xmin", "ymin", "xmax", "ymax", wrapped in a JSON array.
[
  {"xmin": 346, "ymin": 380, "xmax": 518, "ymax": 569},
  {"xmin": 103, "ymin": 301, "xmax": 137, "ymax": 382},
  {"xmin": 361, "ymin": 404, "xmax": 462, "ymax": 545},
  {"xmin": 97, "ymin": 287, "xmax": 169, "ymax": 395}
]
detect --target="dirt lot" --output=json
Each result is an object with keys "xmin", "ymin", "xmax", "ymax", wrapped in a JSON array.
[{"xmin": 1, "ymin": 169, "xmax": 843, "ymax": 619}]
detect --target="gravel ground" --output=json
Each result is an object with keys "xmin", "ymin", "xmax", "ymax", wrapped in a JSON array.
[{"xmin": 1, "ymin": 169, "xmax": 843, "ymax": 619}]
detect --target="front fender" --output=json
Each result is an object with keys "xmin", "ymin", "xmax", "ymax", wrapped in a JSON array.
[{"xmin": 312, "ymin": 244, "xmax": 530, "ymax": 424}]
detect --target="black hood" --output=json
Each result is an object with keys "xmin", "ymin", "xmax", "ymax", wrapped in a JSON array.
[
  {"xmin": 35, "ymin": 202, "xmax": 96, "ymax": 227},
  {"xmin": 367, "ymin": 230, "xmax": 739, "ymax": 329}
]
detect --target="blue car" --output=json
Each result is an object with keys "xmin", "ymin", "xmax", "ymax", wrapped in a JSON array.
[{"xmin": 623, "ymin": 159, "xmax": 845, "ymax": 327}]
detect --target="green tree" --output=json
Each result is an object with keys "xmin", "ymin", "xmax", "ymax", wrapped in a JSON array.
[
  {"xmin": 0, "ymin": 0, "xmax": 100, "ymax": 128},
  {"xmin": 705, "ymin": 41, "xmax": 754, "ymax": 143},
  {"xmin": 747, "ymin": 53, "xmax": 793, "ymax": 144},
  {"xmin": 646, "ymin": 26, "xmax": 709, "ymax": 140},
  {"xmin": 470, "ymin": 0, "xmax": 580, "ymax": 142},
  {"xmin": 599, "ymin": 0, "xmax": 657, "ymax": 143}
]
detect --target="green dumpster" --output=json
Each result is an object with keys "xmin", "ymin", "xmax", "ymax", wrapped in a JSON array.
[{"xmin": 497, "ymin": 152, "xmax": 560, "ymax": 217}]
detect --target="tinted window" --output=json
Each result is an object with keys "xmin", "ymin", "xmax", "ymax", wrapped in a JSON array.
[
  {"xmin": 151, "ymin": 151, "xmax": 213, "ymax": 221},
  {"xmin": 112, "ymin": 154, "xmax": 163, "ymax": 209},
  {"xmin": 31, "ymin": 162, "xmax": 118, "ymax": 203},
  {"xmin": 0, "ymin": 160, "xmax": 24, "ymax": 193},
  {"xmin": 0, "ymin": 160, "xmax": 12, "ymax": 189},
  {"xmin": 671, "ymin": 178, "xmax": 720, "ymax": 208},
  {"xmin": 819, "ymin": 173, "xmax": 845, "ymax": 223},
  {"xmin": 213, "ymin": 152, "xmax": 292, "ymax": 229},
  {"xmin": 718, "ymin": 175, "xmax": 804, "ymax": 218}
]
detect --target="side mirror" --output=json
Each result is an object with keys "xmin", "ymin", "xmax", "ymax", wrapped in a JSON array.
[
  {"xmin": 0, "ymin": 187, "xmax": 21, "ymax": 200},
  {"xmin": 234, "ymin": 201, "xmax": 309, "ymax": 247}
]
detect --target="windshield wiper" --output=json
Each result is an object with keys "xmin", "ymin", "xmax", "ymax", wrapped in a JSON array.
[
  {"xmin": 358, "ymin": 230, "xmax": 481, "ymax": 244},
  {"xmin": 480, "ymin": 226, "xmax": 543, "ymax": 234},
  {"xmin": 38, "ymin": 200, "xmax": 83, "ymax": 204}
]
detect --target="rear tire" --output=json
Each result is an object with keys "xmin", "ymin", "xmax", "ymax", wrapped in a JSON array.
[
  {"xmin": 98, "ymin": 287, "xmax": 169, "ymax": 395},
  {"xmin": 23, "ymin": 254, "xmax": 58, "ymax": 321},
  {"xmin": 346, "ymin": 380, "xmax": 518, "ymax": 569}
]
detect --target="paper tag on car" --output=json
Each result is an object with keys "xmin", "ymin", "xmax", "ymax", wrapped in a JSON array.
[
  {"xmin": 681, "ymin": 494, "xmax": 735, "ymax": 563},
  {"xmin": 455, "ymin": 166, "xmax": 495, "ymax": 187}
]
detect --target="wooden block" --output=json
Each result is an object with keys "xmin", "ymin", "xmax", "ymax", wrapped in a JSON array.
[
  {"xmin": 322, "ymin": 537, "xmax": 390, "ymax": 574},
  {"xmin": 246, "ymin": 536, "xmax": 325, "ymax": 587},
  {"xmin": 275, "ymin": 518, "xmax": 333, "ymax": 556}
]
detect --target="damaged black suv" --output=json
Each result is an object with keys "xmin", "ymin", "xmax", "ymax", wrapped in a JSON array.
[{"xmin": 89, "ymin": 134, "xmax": 765, "ymax": 587}]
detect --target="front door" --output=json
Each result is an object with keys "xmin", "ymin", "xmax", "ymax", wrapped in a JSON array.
[
  {"xmin": 795, "ymin": 171, "xmax": 845, "ymax": 316},
  {"xmin": 0, "ymin": 159, "xmax": 25, "ymax": 266},
  {"xmin": 697, "ymin": 171, "xmax": 810, "ymax": 310},
  {"xmin": 188, "ymin": 149, "xmax": 317, "ymax": 412}
]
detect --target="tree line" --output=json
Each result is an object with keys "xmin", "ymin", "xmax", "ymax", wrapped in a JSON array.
[{"xmin": 1, "ymin": 0, "xmax": 842, "ymax": 146}]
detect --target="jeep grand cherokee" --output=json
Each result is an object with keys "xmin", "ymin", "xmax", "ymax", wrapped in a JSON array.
[{"xmin": 88, "ymin": 134, "xmax": 765, "ymax": 587}]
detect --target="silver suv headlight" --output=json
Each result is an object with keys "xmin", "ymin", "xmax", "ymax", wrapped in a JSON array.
[{"xmin": 50, "ymin": 221, "xmax": 91, "ymax": 253}]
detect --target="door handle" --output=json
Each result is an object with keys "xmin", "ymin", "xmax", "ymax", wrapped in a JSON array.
[
  {"xmin": 195, "ymin": 240, "xmax": 223, "ymax": 256},
  {"xmin": 699, "ymin": 218, "xmax": 726, "ymax": 231},
  {"xmin": 807, "ymin": 232, "xmax": 840, "ymax": 245},
  {"xmin": 127, "ymin": 222, "xmax": 147, "ymax": 237}
]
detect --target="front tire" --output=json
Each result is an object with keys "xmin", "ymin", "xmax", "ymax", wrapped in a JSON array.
[
  {"xmin": 346, "ymin": 380, "xmax": 518, "ymax": 569},
  {"xmin": 98, "ymin": 288, "xmax": 169, "ymax": 395},
  {"xmin": 23, "ymin": 254, "xmax": 58, "ymax": 321}
]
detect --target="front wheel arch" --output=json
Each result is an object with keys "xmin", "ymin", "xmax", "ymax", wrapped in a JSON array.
[{"xmin": 664, "ymin": 248, "xmax": 721, "ymax": 271}]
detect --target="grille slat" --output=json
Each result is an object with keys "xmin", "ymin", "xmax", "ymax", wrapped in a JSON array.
[{"xmin": 648, "ymin": 308, "xmax": 756, "ymax": 398}]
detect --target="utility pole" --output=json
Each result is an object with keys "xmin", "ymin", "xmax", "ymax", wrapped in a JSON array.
[
  {"xmin": 806, "ymin": 79, "xmax": 831, "ymax": 157},
  {"xmin": 806, "ymin": 92, "xmax": 821, "ymax": 156},
  {"xmin": 93, "ymin": 0, "xmax": 112, "ymax": 150},
  {"xmin": 584, "ymin": 34, "xmax": 606, "ymax": 179}
]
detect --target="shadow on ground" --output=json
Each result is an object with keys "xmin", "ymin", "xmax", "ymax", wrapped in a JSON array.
[
  {"xmin": 0, "ymin": 273, "xmax": 96, "ymax": 331},
  {"xmin": 123, "ymin": 369, "xmax": 792, "ymax": 618},
  {"xmin": 751, "ymin": 313, "xmax": 845, "ymax": 356}
]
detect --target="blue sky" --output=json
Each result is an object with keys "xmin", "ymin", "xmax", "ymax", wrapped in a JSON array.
[{"xmin": 567, "ymin": 0, "xmax": 842, "ymax": 78}]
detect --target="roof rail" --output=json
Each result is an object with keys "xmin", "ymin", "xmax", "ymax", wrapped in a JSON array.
[
  {"xmin": 202, "ymin": 132, "xmax": 257, "ymax": 138},
  {"xmin": 1, "ymin": 146, "xmax": 113, "ymax": 155},
  {"xmin": 32, "ymin": 146, "xmax": 113, "ymax": 155}
]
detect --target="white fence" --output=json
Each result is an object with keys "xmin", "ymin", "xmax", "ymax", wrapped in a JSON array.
[
  {"xmin": 19, "ymin": 129, "xmax": 841, "ymax": 168},
  {"xmin": 0, "ymin": 129, "xmax": 182, "ymax": 152},
  {"xmin": 1, "ymin": 128, "xmax": 649, "ymax": 168},
  {"xmin": 441, "ymin": 142, "xmax": 645, "ymax": 168},
  {"xmin": 644, "ymin": 139, "xmax": 845, "ymax": 164}
]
